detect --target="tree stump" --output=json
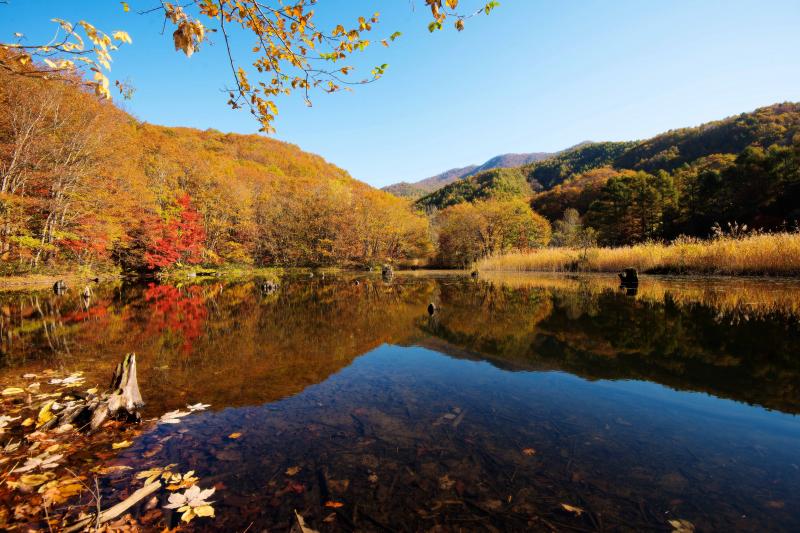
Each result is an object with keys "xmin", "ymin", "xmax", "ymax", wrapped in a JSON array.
[
  {"xmin": 618, "ymin": 267, "xmax": 639, "ymax": 286},
  {"xmin": 41, "ymin": 353, "xmax": 144, "ymax": 433},
  {"xmin": 90, "ymin": 353, "xmax": 144, "ymax": 430}
]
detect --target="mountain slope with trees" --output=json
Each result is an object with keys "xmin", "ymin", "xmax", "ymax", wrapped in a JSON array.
[
  {"xmin": 417, "ymin": 103, "xmax": 800, "ymax": 246},
  {"xmin": 0, "ymin": 54, "xmax": 432, "ymax": 275}
]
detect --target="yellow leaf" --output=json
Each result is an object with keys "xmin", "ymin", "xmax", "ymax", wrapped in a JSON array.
[
  {"xmin": 112, "ymin": 30, "xmax": 132, "ymax": 44},
  {"xmin": 112, "ymin": 440, "xmax": 133, "ymax": 449},
  {"xmin": 2, "ymin": 387, "xmax": 25, "ymax": 395},
  {"xmin": 19, "ymin": 473, "xmax": 54, "ymax": 487},
  {"xmin": 228, "ymin": 432, "xmax": 242, "ymax": 439},
  {"xmin": 669, "ymin": 519, "xmax": 695, "ymax": 533},
  {"xmin": 194, "ymin": 504, "xmax": 215, "ymax": 517},
  {"xmin": 561, "ymin": 503, "xmax": 584, "ymax": 516},
  {"xmin": 121, "ymin": 2, "xmax": 130, "ymax": 13},
  {"xmin": 285, "ymin": 466, "xmax": 301, "ymax": 476},
  {"xmin": 21, "ymin": 417, "xmax": 34, "ymax": 427},
  {"xmin": 37, "ymin": 401, "xmax": 55, "ymax": 427}
]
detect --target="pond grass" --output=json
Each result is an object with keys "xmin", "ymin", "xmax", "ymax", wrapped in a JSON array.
[{"xmin": 477, "ymin": 233, "xmax": 800, "ymax": 276}]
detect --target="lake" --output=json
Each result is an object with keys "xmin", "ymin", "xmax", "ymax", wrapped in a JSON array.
[{"xmin": 2, "ymin": 272, "xmax": 800, "ymax": 531}]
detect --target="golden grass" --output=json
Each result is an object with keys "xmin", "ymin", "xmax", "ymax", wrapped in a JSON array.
[{"xmin": 477, "ymin": 233, "xmax": 800, "ymax": 276}]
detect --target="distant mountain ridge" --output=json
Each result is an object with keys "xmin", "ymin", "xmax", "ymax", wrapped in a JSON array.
[
  {"xmin": 382, "ymin": 152, "xmax": 553, "ymax": 198},
  {"xmin": 412, "ymin": 103, "xmax": 800, "ymax": 240}
]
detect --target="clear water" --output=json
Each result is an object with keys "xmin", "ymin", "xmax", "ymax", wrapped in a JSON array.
[{"xmin": 2, "ymin": 273, "xmax": 800, "ymax": 531}]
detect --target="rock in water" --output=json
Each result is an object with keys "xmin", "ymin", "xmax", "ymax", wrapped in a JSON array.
[
  {"xmin": 618, "ymin": 267, "xmax": 639, "ymax": 286},
  {"xmin": 53, "ymin": 280, "xmax": 67, "ymax": 295}
]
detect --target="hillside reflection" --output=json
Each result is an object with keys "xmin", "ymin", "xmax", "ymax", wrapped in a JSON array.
[{"xmin": 1, "ymin": 273, "xmax": 800, "ymax": 414}]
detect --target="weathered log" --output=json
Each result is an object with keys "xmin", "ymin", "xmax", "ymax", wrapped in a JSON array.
[
  {"xmin": 618, "ymin": 267, "xmax": 639, "ymax": 286},
  {"xmin": 63, "ymin": 480, "xmax": 162, "ymax": 532}
]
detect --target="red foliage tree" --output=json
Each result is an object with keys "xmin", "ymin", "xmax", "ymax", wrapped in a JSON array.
[{"xmin": 144, "ymin": 194, "xmax": 206, "ymax": 270}]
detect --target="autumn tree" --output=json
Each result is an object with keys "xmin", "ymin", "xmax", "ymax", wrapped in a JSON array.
[
  {"xmin": 551, "ymin": 208, "xmax": 597, "ymax": 248},
  {"xmin": 436, "ymin": 199, "xmax": 551, "ymax": 268},
  {"xmin": 144, "ymin": 193, "xmax": 207, "ymax": 270}
]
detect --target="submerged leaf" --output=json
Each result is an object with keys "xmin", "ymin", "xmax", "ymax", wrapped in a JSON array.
[
  {"xmin": 561, "ymin": 503, "xmax": 584, "ymax": 516},
  {"xmin": 669, "ymin": 519, "xmax": 695, "ymax": 533}
]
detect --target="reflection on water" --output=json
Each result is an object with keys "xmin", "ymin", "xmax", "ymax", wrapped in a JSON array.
[{"xmin": 1, "ymin": 273, "xmax": 800, "ymax": 531}]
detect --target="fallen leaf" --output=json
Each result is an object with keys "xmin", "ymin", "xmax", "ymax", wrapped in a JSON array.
[
  {"xmin": 164, "ymin": 485, "xmax": 215, "ymax": 523},
  {"xmin": 113, "ymin": 440, "xmax": 133, "ymax": 449},
  {"xmin": 522, "ymin": 448, "xmax": 536, "ymax": 456},
  {"xmin": 158, "ymin": 410, "xmax": 190, "ymax": 424},
  {"xmin": 36, "ymin": 401, "xmax": 55, "ymax": 427},
  {"xmin": 294, "ymin": 510, "xmax": 319, "ymax": 533},
  {"xmin": 228, "ymin": 432, "xmax": 242, "ymax": 439},
  {"xmin": 285, "ymin": 466, "xmax": 301, "ymax": 476},
  {"xmin": 2, "ymin": 387, "xmax": 25, "ymax": 395},
  {"xmin": 668, "ymin": 519, "xmax": 695, "ymax": 533},
  {"xmin": 325, "ymin": 501, "xmax": 344, "ymax": 508},
  {"xmin": 13, "ymin": 453, "xmax": 64, "ymax": 473},
  {"xmin": 561, "ymin": 503, "xmax": 584, "ymax": 516},
  {"xmin": 21, "ymin": 417, "xmax": 34, "ymax": 427},
  {"xmin": 19, "ymin": 472, "xmax": 55, "ymax": 488}
]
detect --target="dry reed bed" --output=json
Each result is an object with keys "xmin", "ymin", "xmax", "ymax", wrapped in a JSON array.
[{"xmin": 477, "ymin": 233, "xmax": 800, "ymax": 276}]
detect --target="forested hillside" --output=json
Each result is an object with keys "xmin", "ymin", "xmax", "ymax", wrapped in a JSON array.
[
  {"xmin": 418, "ymin": 103, "xmax": 800, "ymax": 246},
  {"xmin": 0, "ymin": 55, "xmax": 431, "ymax": 275}
]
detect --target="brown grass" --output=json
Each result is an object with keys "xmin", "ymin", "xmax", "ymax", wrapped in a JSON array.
[{"xmin": 476, "ymin": 233, "xmax": 800, "ymax": 276}]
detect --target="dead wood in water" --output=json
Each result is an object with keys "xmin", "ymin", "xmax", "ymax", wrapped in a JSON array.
[{"xmin": 40, "ymin": 353, "xmax": 144, "ymax": 432}]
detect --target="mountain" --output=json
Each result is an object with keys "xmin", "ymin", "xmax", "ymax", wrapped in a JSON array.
[
  {"xmin": 383, "ymin": 152, "xmax": 552, "ymax": 198},
  {"xmin": 416, "ymin": 103, "xmax": 800, "ymax": 211},
  {"xmin": 470, "ymin": 152, "xmax": 553, "ymax": 175},
  {"xmin": 383, "ymin": 165, "xmax": 478, "ymax": 198}
]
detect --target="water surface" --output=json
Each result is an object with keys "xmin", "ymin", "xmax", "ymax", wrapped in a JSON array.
[{"xmin": 1, "ymin": 273, "xmax": 800, "ymax": 531}]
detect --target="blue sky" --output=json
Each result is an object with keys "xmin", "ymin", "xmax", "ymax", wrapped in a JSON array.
[{"xmin": 2, "ymin": 1, "xmax": 799, "ymax": 187}]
